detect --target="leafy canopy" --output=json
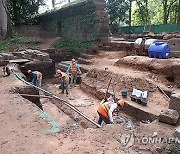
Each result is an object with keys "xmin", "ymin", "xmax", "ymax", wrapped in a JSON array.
[{"xmin": 8, "ymin": 0, "xmax": 45, "ymax": 25}]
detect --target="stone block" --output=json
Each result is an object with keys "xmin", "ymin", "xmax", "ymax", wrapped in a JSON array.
[
  {"xmin": 170, "ymin": 51, "xmax": 180, "ymax": 58},
  {"xmin": 12, "ymin": 52, "xmax": 22, "ymax": 58},
  {"xmin": 21, "ymin": 60, "xmax": 55, "ymax": 78},
  {"xmin": 174, "ymin": 126, "xmax": 180, "ymax": 139},
  {"xmin": 36, "ymin": 54, "xmax": 43, "ymax": 61},
  {"xmin": 41, "ymin": 48, "xmax": 56, "ymax": 54},
  {"xmin": 170, "ymin": 93, "xmax": 180, "ymax": 115},
  {"xmin": 159, "ymin": 109, "xmax": 179, "ymax": 125},
  {"xmin": 42, "ymin": 55, "xmax": 50, "ymax": 61},
  {"xmin": 23, "ymin": 54, "xmax": 31, "ymax": 59},
  {"xmin": 0, "ymin": 55, "xmax": 3, "ymax": 61},
  {"xmin": 1, "ymin": 53, "xmax": 14, "ymax": 60},
  {"xmin": 168, "ymin": 38, "xmax": 180, "ymax": 51}
]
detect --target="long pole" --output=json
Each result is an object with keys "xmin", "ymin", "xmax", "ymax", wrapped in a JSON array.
[
  {"xmin": 112, "ymin": 74, "xmax": 118, "ymax": 102},
  {"xmin": 143, "ymin": 77, "xmax": 170, "ymax": 101},
  {"xmin": 19, "ymin": 94, "xmax": 53, "ymax": 98},
  {"xmin": 103, "ymin": 77, "xmax": 112, "ymax": 101},
  {"xmin": 12, "ymin": 67, "xmax": 101, "ymax": 128}
]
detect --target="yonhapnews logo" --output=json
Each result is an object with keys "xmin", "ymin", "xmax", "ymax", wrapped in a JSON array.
[
  {"xmin": 120, "ymin": 133, "xmax": 180, "ymax": 148},
  {"xmin": 120, "ymin": 133, "xmax": 135, "ymax": 148}
]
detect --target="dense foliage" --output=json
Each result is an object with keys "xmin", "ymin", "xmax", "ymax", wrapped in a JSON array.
[
  {"xmin": 106, "ymin": 0, "xmax": 130, "ymax": 32},
  {"xmin": 131, "ymin": 0, "xmax": 180, "ymax": 26},
  {"xmin": 0, "ymin": 33, "xmax": 43, "ymax": 52},
  {"xmin": 7, "ymin": 0, "xmax": 45, "ymax": 25},
  {"xmin": 106, "ymin": 0, "xmax": 180, "ymax": 27},
  {"xmin": 53, "ymin": 38, "xmax": 94, "ymax": 54}
]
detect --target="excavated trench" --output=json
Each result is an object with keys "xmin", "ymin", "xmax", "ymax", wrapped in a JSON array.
[
  {"xmin": 14, "ymin": 75, "xmax": 138, "ymax": 132},
  {"xmin": 13, "ymin": 55, "xmax": 175, "ymax": 132},
  {"xmin": 14, "ymin": 85, "xmax": 93, "ymax": 129}
]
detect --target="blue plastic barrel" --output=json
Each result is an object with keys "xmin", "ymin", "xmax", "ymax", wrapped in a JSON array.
[{"xmin": 148, "ymin": 42, "xmax": 171, "ymax": 59}]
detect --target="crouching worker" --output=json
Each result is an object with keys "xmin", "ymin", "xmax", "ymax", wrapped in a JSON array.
[
  {"xmin": 27, "ymin": 70, "xmax": 42, "ymax": 87},
  {"xmin": 97, "ymin": 97, "xmax": 124, "ymax": 125},
  {"xmin": 56, "ymin": 69, "xmax": 69, "ymax": 96}
]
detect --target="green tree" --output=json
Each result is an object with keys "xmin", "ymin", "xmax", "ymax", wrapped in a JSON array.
[
  {"xmin": 132, "ymin": 0, "xmax": 179, "ymax": 26},
  {"xmin": 135, "ymin": 0, "xmax": 150, "ymax": 25},
  {"xmin": 0, "ymin": 0, "xmax": 11, "ymax": 40},
  {"xmin": 161, "ymin": 0, "xmax": 178, "ymax": 24},
  {"xmin": 8, "ymin": 0, "xmax": 45, "ymax": 25},
  {"xmin": 106, "ymin": 0, "xmax": 129, "ymax": 33}
]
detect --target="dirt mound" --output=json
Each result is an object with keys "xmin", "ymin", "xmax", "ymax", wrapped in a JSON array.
[
  {"xmin": 163, "ymin": 32, "xmax": 180, "ymax": 40},
  {"xmin": 115, "ymin": 56, "xmax": 180, "ymax": 84},
  {"xmin": 85, "ymin": 68, "xmax": 157, "ymax": 93},
  {"xmin": 81, "ymin": 68, "xmax": 170, "ymax": 120}
]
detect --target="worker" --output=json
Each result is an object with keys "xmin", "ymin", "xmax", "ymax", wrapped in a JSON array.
[
  {"xmin": 66, "ymin": 59, "xmax": 81, "ymax": 87},
  {"xmin": 27, "ymin": 70, "xmax": 42, "ymax": 87},
  {"xmin": 56, "ymin": 69, "xmax": 69, "ymax": 95},
  {"xmin": 97, "ymin": 96, "xmax": 125, "ymax": 125}
]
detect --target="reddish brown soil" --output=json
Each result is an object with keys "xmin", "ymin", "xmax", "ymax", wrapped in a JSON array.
[{"xmin": 0, "ymin": 50, "xmax": 179, "ymax": 153}]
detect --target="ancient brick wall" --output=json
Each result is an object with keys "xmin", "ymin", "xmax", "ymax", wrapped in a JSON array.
[{"xmin": 37, "ymin": 0, "xmax": 109, "ymax": 44}]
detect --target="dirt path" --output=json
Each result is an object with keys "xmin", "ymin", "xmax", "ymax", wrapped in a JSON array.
[
  {"xmin": 0, "ymin": 69, "xmax": 63, "ymax": 154},
  {"xmin": 39, "ymin": 37, "xmax": 60, "ymax": 50}
]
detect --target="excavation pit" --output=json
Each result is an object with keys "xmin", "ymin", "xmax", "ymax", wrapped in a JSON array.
[{"xmin": 13, "ymin": 52, "xmax": 179, "ymax": 129}]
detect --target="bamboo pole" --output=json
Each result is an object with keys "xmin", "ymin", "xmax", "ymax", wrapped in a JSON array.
[
  {"xmin": 103, "ymin": 77, "xmax": 112, "ymax": 101},
  {"xmin": 19, "ymin": 93, "xmax": 53, "ymax": 99},
  {"xmin": 19, "ymin": 93, "xmax": 101, "ymax": 128},
  {"xmin": 157, "ymin": 85, "xmax": 170, "ymax": 101},
  {"xmin": 143, "ymin": 77, "xmax": 170, "ymax": 101}
]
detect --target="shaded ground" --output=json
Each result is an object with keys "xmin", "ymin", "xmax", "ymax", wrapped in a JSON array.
[{"xmin": 0, "ymin": 66, "xmax": 179, "ymax": 154}]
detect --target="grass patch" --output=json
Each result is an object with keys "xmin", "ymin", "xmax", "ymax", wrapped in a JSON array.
[
  {"xmin": 53, "ymin": 38, "xmax": 94, "ymax": 54},
  {"xmin": 0, "ymin": 33, "xmax": 43, "ymax": 52}
]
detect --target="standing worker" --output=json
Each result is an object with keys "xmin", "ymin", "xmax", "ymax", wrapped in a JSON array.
[
  {"xmin": 97, "ymin": 96, "xmax": 124, "ymax": 125},
  {"xmin": 56, "ymin": 69, "xmax": 69, "ymax": 96},
  {"xmin": 66, "ymin": 59, "xmax": 81, "ymax": 87},
  {"xmin": 27, "ymin": 70, "xmax": 42, "ymax": 87}
]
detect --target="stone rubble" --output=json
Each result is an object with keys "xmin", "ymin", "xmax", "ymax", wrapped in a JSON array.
[{"xmin": 0, "ymin": 49, "xmax": 50, "ymax": 62}]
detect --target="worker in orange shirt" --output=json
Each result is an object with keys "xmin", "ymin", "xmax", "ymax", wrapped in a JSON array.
[
  {"xmin": 97, "ymin": 96, "xmax": 125, "ymax": 125},
  {"xmin": 66, "ymin": 59, "xmax": 81, "ymax": 87},
  {"xmin": 27, "ymin": 70, "xmax": 42, "ymax": 87},
  {"xmin": 56, "ymin": 69, "xmax": 69, "ymax": 95}
]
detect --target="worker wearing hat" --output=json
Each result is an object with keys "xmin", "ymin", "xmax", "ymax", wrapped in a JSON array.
[
  {"xmin": 56, "ymin": 69, "xmax": 69, "ymax": 95},
  {"xmin": 27, "ymin": 70, "xmax": 42, "ymax": 87},
  {"xmin": 66, "ymin": 59, "xmax": 81, "ymax": 87},
  {"xmin": 97, "ymin": 96, "xmax": 125, "ymax": 125}
]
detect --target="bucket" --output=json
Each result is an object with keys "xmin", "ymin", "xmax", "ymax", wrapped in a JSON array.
[{"xmin": 121, "ymin": 91, "xmax": 128, "ymax": 98}]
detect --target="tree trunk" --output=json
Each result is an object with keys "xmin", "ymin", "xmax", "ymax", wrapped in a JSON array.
[
  {"xmin": 163, "ymin": 0, "xmax": 177, "ymax": 24},
  {"xmin": 0, "ymin": 0, "xmax": 9, "ymax": 40},
  {"xmin": 129, "ymin": 0, "xmax": 132, "ymax": 28},
  {"xmin": 52, "ymin": 0, "xmax": 55, "ymax": 9},
  {"xmin": 178, "ymin": 0, "xmax": 180, "ymax": 23},
  {"xmin": 136, "ymin": 0, "xmax": 146, "ymax": 25},
  {"xmin": 163, "ymin": 0, "xmax": 168, "ymax": 24},
  {"xmin": 11, "ymin": 0, "xmax": 17, "ymax": 24}
]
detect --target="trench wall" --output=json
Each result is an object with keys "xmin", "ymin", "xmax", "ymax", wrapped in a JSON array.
[{"xmin": 80, "ymin": 68, "xmax": 163, "ymax": 121}]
